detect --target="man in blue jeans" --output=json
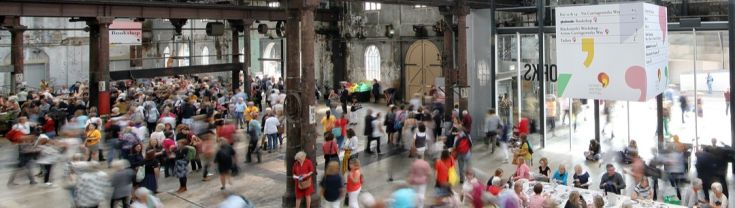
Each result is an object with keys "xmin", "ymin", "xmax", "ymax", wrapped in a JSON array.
[{"xmin": 263, "ymin": 113, "xmax": 280, "ymax": 153}]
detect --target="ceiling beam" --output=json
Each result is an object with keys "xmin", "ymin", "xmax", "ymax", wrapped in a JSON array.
[{"xmin": 0, "ymin": 0, "xmax": 336, "ymax": 21}]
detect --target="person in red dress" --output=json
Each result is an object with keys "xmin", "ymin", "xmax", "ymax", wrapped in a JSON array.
[{"xmin": 292, "ymin": 151, "xmax": 315, "ymax": 208}]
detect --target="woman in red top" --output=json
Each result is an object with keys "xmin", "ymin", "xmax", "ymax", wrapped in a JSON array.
[
  {"xmin": 41, "ymin": 114, "xmax": 56, "ymax": 138},
  {"xmin": 334, "ymin": 114, "xmax": 348, "ymax": 149},
  {"xmin": 292, "ymin": 151, "xmax": 314, "ymax": 208},
  {"xmin": 346, "ymin": 158, "xmax": 362, "ymax": 208},
  {"xmin": 435, "ymin": 149, "xmax": 455, "ymax": 196}
]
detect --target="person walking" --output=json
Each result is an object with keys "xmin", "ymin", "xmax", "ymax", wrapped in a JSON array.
[
  {"xmin": 320, "ymin": 161, "xmax": 345, "ymax": 208},
  {"xmin": 409, "ymin": 154, "xmax": 432, "ymax": 208},
  {"xmin": 707, "ymin": 73, "xmax": 714, "ymax": 94},
  {"xmin": 345, "ymin": 159, "xmax": 363, "ymax": 208},
  {"xmin": 234, "ymin": 98, "xmax": 246, "ymax": 129},
  {"xmin": 264, "ymin": 114, "xmax": 280, "ymax": 153},
  {"xmin": 74, "ymin": 162, "xmax": 110, "ymax": 208},
  {"xmin": 36, "ymin": 136, "xmax": 60, "ymax": 186},
  {"xmin": 214, "ymin": 141, "xmax": 236, "ymax": 190},
  {"xmin": 484, "ymin": 109, "xmax": 502, "ymax": 150},
  {"xmin": 453, "ymin": 129, "xmax": 472, "ymax": 183},
  {"xmin": 322, "ymin": 133, "xmax": 340, "ymax": 173},
  {"xmin": 726, "ymin": 89, "xmax": 731, "ymax": 115},
  {"xmin": 110, "ymin": 160, "xmax": 136, "ymax": 208},
  {"xmin": 363, "ymin": 109, "xmax": 375, "ymax": 154},
  {"xmin": 413, "ymin": 124, "xmax": 429, "ymax": 158},
  {"xmin": 246, "ymin": 112, "xmax": 262, "ymax": 163},
  {"xmin": 7, "ymin": 137, "xmax": 38, "ymax": 186},
  {"xmin": 370, "ymin": 113, "xmax": 385, "ymax": 155},
  {"xmin": 342, "ymin": 129, "xmax": 358, "ymax": 175}
]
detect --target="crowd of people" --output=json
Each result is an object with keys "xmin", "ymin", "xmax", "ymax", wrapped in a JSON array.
[{"xmin": 0, "ymin": 73, "xmax": 733, "ymax": 208}]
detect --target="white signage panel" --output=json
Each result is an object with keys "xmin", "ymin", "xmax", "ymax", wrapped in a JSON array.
[
  {"xmin": 110, "ymin": 19, "xmax": 142, "ymax": 45},
  {"xmin": 555, "ymin": 2, "xmax": 668, "ymax": 101}
]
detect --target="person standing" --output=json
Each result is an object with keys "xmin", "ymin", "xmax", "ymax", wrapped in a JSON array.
[
  {"xmin": 680, "ymin": 95, "xmax": 689, "ymax": 123},
  {"xmin": 264, "ymin": 114, "xmax": 280, "ymax": 153},
  {"xmin": 234, "ymin": 98, "xmax": 246, "ymax": 129},
  {"xmin": 293, "ymin": 151, "xmax": 315, "ymax": 208},
  {"xmin": 174, "ymin": 140, "xmax": 190, "ymax": 193},
  {"xmin": 340, "ymin": 85, "xmax": 350, "ymax": 115},
  {"xmin": 453, "ymin": 129, "xmax": 472, "ymax": 183},
  {"xmin": 334, "ymin": 114, "xmax": 348, "ymax": 149},
  {"xmin": 363, "ymin": 109, "xmax": 375, "ymax": 154},
  {"xmin": 140, "ymin": 150, "xmax": 160, "ymax": 194},
  {"xmin": 707, "ymin": 73, "xmax": 714, "ymax": 94},
  {"xmin": 85, "ymin": 123, "xmax": 102, "ymax": 162},
  {"xmin": 372, "ymin": 79, "xmax": 381, "ymax": 104},
  {"xmin": 461, "ymin": 110, "xmax": 472, "ymax": 134}
]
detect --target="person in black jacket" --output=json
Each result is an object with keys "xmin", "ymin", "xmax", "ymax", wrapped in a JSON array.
[
  {"xmin": 372, "ymin": 79, "xmax": 381, "ymax": 104},
  {"xmin": 340, "ymin": 85, "xmax": 350, "ymax": 115},
  {"xmin": 181, "ymin": 99, "xmax": 197, "ymax": 126},
  {"xmin": 363, "ymin": 109, "xmax": 375, "ymax": 154}
]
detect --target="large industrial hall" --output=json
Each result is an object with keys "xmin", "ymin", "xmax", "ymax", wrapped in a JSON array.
[{"xmin": 0, "ymin": 0, "xmax": 733, "ymax": 207}]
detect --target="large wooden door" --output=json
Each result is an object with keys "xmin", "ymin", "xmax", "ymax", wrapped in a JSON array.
[{"xmin": 405, "ymin": 40, "xmax": 441, "ymax": 100}]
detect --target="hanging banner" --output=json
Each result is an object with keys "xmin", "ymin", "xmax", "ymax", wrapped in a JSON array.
[
  {"xmin": 110, "ymin": 19, "xmax": 142, "ymax": 45},
  {"xmin": 555, "ymin": 2, "xmax": 668, "ymax": 101}
]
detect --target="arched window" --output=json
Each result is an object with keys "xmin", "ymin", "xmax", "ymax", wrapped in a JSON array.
[
  {"xmin": 202, "ymin": 47, "xmax": 210, "ymax": 65},
  {"xmin": 178, "ymin": 44, "xmax": 190, "ymax": 67},
  {"xmin": 263, "ymin": 42, "xmax": 281, "ymax": 78},
  {"xmin": 163, "ymin": 47, "xmax": 172, "ymax": 68},
  {"xmin": 365, "ymin": 45, "xmax": 381, "ymax": 81}
]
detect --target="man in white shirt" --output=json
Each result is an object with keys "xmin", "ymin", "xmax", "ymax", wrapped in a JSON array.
[
  {"xmin": 269, "ymin": 90, "xmax": 279, "ymax": 108},
  {"xmin": 264, "ymin": 114, "xmax": 280, "ymax": 153}
]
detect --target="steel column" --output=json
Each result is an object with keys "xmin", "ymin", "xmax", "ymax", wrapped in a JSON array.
[
  {"xmin": 7, "ymin": 17, "xmax": 25, "ymax": 93},
  {"xmin": 442, "ymin": 16, "xmax": 455, "ymax": 120},
  {"xmin": 456, "ymin": 3, "xmax": 469, "ymax": 110},
  {"xmin": 87, "ymin": 17, "xmax": 113, "ymax": 115},
  {"xmin": 299, "ymin": 6, "xmax": 319, "ymax": 208},
  {"xmin": 231, "ymin": 25, "xmax": 241, "ymax": 91},
  {"xmin": 243, "ymin": 22, "xmax": 252, "ymax": 93},
  {"xmin": 282, "ymin": 11, "xmax": 300, "ymax": 207},
  {"xmin": 729, "ymin": 0, "xmax": 735, "ymax": 150},
  {"xmin": 537, "ymin": 0, "xmax": 546, "ymax": 147},
  {"xmin": 657, "ymin": 94, "xmax": 664, "ymax": 150}
]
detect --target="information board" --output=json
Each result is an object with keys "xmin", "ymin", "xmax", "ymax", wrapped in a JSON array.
[{"xmin": 555, "ymin": 2, "xmax": 668, "ymax": 101}]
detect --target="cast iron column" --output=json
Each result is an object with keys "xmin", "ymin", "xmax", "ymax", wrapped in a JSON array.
[
  {"xmin": 537, "ymin": 0, "xmax": 546, "ymax": 147},
  {"xmin": 283, "ymin": 11, "xmax": 301, "ymax": 207},
  {"xmin": 4, "ymin": 16, "xmax": 25, "ymax": 93},
  {"xmin": 243, "ymin": 21, "xmax": 252, "ymax": 93},
  {"xmin": 729, "ymin": 0, "xmax": 735, "ymax": 151},
  {"xmin": 594, "ymin": 99, "xmax": 600, "ymax": 142},
  {"xmin": 231, "ymin": 23, "xmax": 241, "ymax": 91},
  {"xmin": 442, "ymin": 16, "xmax": 455, "ymax": 120},
  {"xmin": 657, "ymin": 94, "xmax": 664, "ymax": 150},
  {"xmin": 455, "ymin": 3, "xmax": 470, "ymax": 111},
  {"xmin": 299, "ymin": 5, "xmax": 319, "ymax": 207},
  {"xmin": 87, "ymin": 17, "xmax": 113, "ymax": 115}
]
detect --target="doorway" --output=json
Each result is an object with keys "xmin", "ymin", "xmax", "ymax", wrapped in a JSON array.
[{"xmin": 404, "ymin": 40, "xmax": 441, "ymax": 101}]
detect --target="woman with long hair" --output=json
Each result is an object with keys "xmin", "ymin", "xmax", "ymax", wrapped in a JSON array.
[
  {"xmin": 342, "ymin": 129, "xmax": 358, "ymax": 175},
  {"xmin": 140, "ymin": 150, "xmax": 160, "ymax": 193}
]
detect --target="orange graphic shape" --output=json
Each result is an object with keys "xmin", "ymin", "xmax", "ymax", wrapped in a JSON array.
[{"xmin": 598, "ymin": 72, "xmax": 610, "ymax": 88}]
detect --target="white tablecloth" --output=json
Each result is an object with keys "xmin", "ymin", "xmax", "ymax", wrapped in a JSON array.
[{"xmin": 522, "ymin": 182, "xmax": 686, "ymax": 208}]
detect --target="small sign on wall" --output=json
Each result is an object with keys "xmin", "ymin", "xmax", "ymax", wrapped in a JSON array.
[
  {"xmin": 99, "ymin": 81, "xmax": 106, "ymax": 92},
  {"xmin": 309, "ymin": 105, "xmax": 316, "ymax": 124},
  {"xmin": 14, "ymin": 73, "xmax": 23, "ymax": 83}
]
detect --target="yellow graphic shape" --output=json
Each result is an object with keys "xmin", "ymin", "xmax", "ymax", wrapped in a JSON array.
[{"xmin": 582, "ymin": 38, "xmax": 595, "ymax": 68}]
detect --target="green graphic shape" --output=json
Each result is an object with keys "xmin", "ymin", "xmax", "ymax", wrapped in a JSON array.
[{"xmin": 557, "ymin": 73, "xmax": 573, "ymax": 97}]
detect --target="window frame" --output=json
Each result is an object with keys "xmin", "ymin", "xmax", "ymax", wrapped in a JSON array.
[{"xmin": 364, "ymin": 45, "xmax": 381, "ymax": 81}]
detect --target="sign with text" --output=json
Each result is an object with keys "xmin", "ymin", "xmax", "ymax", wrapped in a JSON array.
[
  {"xmin": 555, "ymin": 2, "xmax": 668, "ymax": 101},
  {"xmin": 110, "ymin": 19, "xmax": 142, "ymax": 45}
]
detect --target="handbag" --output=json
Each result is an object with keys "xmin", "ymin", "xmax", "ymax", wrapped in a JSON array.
[
  {"xmin": 136, "ymin": 166, "xmax": 145, "ymax": 182},
  {"xmin": 448, "ymin": 166, "xmax": 460, "ymax": 186},
  {"xmin": 298, "ymin": 177, "xmax": 312, "ymax": 190}
]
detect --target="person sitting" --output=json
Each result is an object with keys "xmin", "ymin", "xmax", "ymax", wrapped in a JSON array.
[
  {"xmin": 632, "ymin": 177, "xmax": 654, "ymax": 201},
  {"xmin": 564, "ymin": 190, "xmax": 586, "ymax": 208},
  {"xmin": 572, "ymin": 165, "xmax": 591, "ymax": 189},
  {"xmin": 527, "ymin": 183, "xmax": 549, "ymax": 208},
  {"xmin": 486, "ymin": 177, "xmax": 503, "ymax": 196},
  {"xmin": 709, "ymin": 182, "xmax": 728, "ymax": 208},
  {"xmin": 584, "ymin": 139, "xmax": 601, "ymax": 161},
  {"xmin": 621, "ymin": 140, "xmax": 638, "ymax": 164},
  {"xmin": 600, "ymin": 164, "xmax": 626, "ymax": 195},
  {"xmin": 536, "ymin": 157, "xmax": 551, "ymax": 182},
  {"xmin": 683, "ymin": 178, "xmax": 706, "ymax": 208},
  {"xmin": 486, "ymin": 168, "xmax": 504, "ymax": 187},
  {"xmin": 592, "ymin": 195, "xmax": 605, "ymax": 208},
  {"xmin": 552, "ymin": 164, "xmax": 569, "ymax": 185},
  {"xmin": 512, "ymin": 157, "xmax": 532, "ymax": 182}
]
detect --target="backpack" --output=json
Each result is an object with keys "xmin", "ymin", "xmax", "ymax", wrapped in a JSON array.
[
  {"xmin": 456, "ymin": 136, "xmax": 472, "ymax": 154},
  {"xmin": 145, "ymin": 107, "xmax": 159, "ymax": 123},
  {"xmin": 185, "ymin": 146, "xmax": 197, "ymax": 161},
  {"xmin": 394, "ymin": 111, "xmax": 406, "ymax": 130}
]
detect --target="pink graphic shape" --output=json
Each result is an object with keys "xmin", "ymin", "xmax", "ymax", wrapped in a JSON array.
[
  {"xmin": 625, "ymin": 66, "xmax": 647, "ymax": 101},
  {"xmin": 659, "ymin": 7, "xmax": 667, "ymax": 42}
]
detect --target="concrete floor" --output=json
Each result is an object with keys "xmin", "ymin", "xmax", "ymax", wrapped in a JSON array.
[{"xmin": 0, "ymin": 102, "xmax": 733, "ymax": 208}]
